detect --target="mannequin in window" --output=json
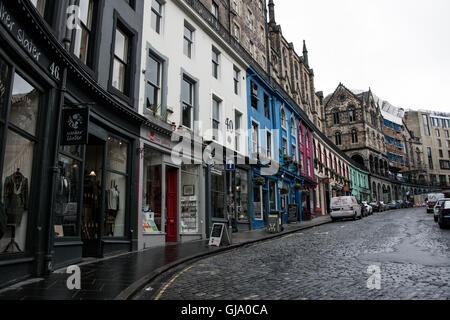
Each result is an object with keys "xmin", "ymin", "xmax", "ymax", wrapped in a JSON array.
[
  {"xmin": 4, "ymin": 169, "xmax": 29, "ymax": 226},
  {"xmin": 105, "ymin": 180, "xmax": 119, "ymax": 236}
]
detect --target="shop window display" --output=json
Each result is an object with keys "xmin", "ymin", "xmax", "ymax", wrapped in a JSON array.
[
  {"xmin": 1, "ymin": 70, "xmax": 39, "ymax": 254},
  {"xmin": 105, "ymin": 137, "xmax": 128, "ymax": 237},
  {"xmin": 211, "ymin": 169, "xmax": 226, "ymax": 219},
  {"xmin": 235, "ymin": 169, "xmax": 249, "ymax": 222},
  {"xmin": 181, "ymin": 164, "xmax": 199, "ymax": 233},
  {"xmin": 54, "ymin": 155, "xmax": 81, "ymax": 238},
  {"xmin": 142, "ymin": 149, "xmax": 162, "ymax": 233}
]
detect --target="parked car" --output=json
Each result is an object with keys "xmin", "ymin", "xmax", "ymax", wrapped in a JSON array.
[
  {"xmin": 437, "ymin": 200, "xmax": 450, "ymax": 229},
  {"xmin": 330, "ymin": 196, "xmax": 362, "ymax": 221},
  {"xmin": 362, "ymin": 201, "xmax": 373, "ymax": 215},
  {"xmin": 360, "ymin": 202, "xmax": 368, "ymax": 217},
  {"xmin": 404, "ymin": 200, "xmax": 413, "ymax": 208},
  {"xmin": 388, "ymin": 201, "xmax": 399, "ymax": 210},
  {"xmin": 426, "ymin": 193, "xmax": 445, "ymax": 214},
  {"xmin": 379, "ymin": 201, "xmax": 388, "ymax": 211},
  {"xmin": 369, "ymin": 201, "xmax": 383, "ymax": 212},
  {"xmin": 397, "ymin": 200, "xmax": 405, "ymax": 208},
  {"xmin": 434, "ymin": 198, "xmax": 450, "ymax": 223}
]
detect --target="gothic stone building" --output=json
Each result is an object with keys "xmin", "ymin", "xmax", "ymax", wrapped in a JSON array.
[{"xmin": 324, "ymin": 84, "xmax": 393, "ymax": 201}]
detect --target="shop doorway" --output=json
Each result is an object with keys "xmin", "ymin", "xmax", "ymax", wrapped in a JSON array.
[
  {"xmin": 165, "ymin": 166, "xmax": 178, "ymax": 243},
  {"xmin": 81, "ymin": 135, "xmax": 105, "ymax": 257}
]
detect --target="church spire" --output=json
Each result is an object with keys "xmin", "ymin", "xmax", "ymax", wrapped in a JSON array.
[
  {"xmin": 268, "ymin": 0, "xmax": 276, "ymax": 25},
  {"xmin": 303, "ymin": 40, "xmax": 309, "ymax": 67}
]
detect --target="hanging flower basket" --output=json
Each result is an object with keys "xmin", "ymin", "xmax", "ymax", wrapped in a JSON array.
[
  {"xmin": 253, "ymin": 175, "xmax": 266, "ymax": 186},
  {"xmin": 301, "ymin": 189, "xmax": 310, "ymax": 195},
  {"xmin": 294, "ymin": 184, "xmax": 302, "ymax": 190},
  {"xmin": 280, "ymin": 186, "xmax": 289, "ymax": 194}
]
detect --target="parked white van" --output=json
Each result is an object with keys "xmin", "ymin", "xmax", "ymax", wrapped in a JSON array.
[{"xmin": 330, "ymin": 196, "xmax": 362, "ymax": 221}]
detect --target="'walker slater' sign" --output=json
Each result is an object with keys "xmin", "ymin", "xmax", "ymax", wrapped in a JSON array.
[{"xmin": 61, "ymin": 108, "xmax": 90, "ymax": 145}]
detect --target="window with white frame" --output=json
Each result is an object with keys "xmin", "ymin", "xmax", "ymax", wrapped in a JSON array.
[
  {"xmin": 290, "ymin": 118, "xmax": 296, "ymax": 136},
  {"xmin": 145, "ymin": 53, "xmax": 161, "ymax": 110},
  {"xmin": 73, "ymin": 0, "xmax": 94, "ymax": 66},
  {"xmin": 281, "ymin": 108, "xmax": 287, "ymax": 129},
  {"xmin": 233, "ymin": 23, "xmax": 240, "ymax": 41},
  {"xmin": 292, "ymin": 144, "xmax": 297, "ymax": 161},
  {"xmin": 267, "ymin": 131, "xmax": 272, "ymax": 159},
  {"xmin": 211, "ymin": 1, "xmax": 219, "ymax": 19},
  {"xmin": 212, "ymin": 96, "xmax": 221, "ymax": 141},
  {"xmin": 233, "ymin": 66, "xmax": 240, "ymax": 95},
  {"xmin": 235, "ymin": 111, "xmax": 242, "ymax": 152},
  {"xmin": 247, "ymin": 9, "xmax": 253, "ymax": 30},
  {"xmin": 232, "ymin": 0, "xmax": 239, "ymax": 13},
  {"xmin": 151, "ymin": 0, "xmax": 163, "ymax": 34},
  {"xmin": 282, "ymin": 138, "xmax": 288, "ymax": 156},
  {"xmin": 181, "ymin": 76, "xmax": 194, "ymax": 129},
  {"xmin": 31, "ymin": 0, "xmax": 46, "ymax": 16},
  {"xmin": 252, "ymin": 121, "xmax": 259, "ymax": 156},
  {"xmin": 183, "ymin": 23, "xmax": 194, "ymax": 58},
  {"xmin": 212, "ymin": 47, "xmax": 220, "ymax": 79}
]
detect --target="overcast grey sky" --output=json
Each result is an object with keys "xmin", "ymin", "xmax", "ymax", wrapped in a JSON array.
[{"xmin": 273, "ymin": 0, "xmax": 450, "ymax": 113}]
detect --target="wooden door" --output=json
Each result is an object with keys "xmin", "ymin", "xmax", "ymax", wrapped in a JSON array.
[{"xmin": 166, "ymin": 167, "xmax": 178, "ymax": 243}]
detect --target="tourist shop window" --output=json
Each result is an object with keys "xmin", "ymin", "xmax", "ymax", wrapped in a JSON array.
[
  {"xmin": 181, "ymin": 76, "xmax": 195, "ymax": 129},
  {"xmin": 72, "ymin": 0, "xmax": 95, "ymax": 66},
  {"xmin": 233, "ymin": 66, "xmax": 240, "ymax": 95},
  {"xmin": 105, "ymin": 136, "xmax": 128, "ymax": 237},
  {"xmin": 212, "ymin": 96, "xmax": 221, "ymax": 141},
  {"xmin": 181, "ymin": 164, "xmax": 199, "ymax": 234},
  {"xmin": 212, "ymin": 47, "xmax": 220, "ymax": 79},
  {"xmin": 253, "ymin": 185, "xmax": 263, "ymax": 220},
  {"xmin": 151, "ymin": 0, "xmax": 163, "ymax": 34},
  {"xmin": 112, "ymin": 24, "xmax": 132, "ymax": 95},
  {"xmin": 235, "ymin": 169, "xmax": 249, "ymax": 222},
  {"xmin": 142, "ymin": 149, "xmax": 163, "ymax": 233},
  {"xmin": 0, "ymin": 67, "xmax": 41, "ymax": 254},
  {"xmin": 183, "ymin": 23, "xmax": 194, "ymax": 58},
  {"xmin": 211, "ymin": 169, "xmax": 226, "ymax": 219},
  {"xmin": 145, "ymin": 53, "xmax": 162, "ymax": 111}
]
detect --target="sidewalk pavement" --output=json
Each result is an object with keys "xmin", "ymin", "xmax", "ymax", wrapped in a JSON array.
[{"xmin": 0, "ymin": 215, "xmax": 331, "ymax": 300}]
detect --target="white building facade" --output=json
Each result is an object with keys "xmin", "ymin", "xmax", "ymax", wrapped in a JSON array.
[{"xmin": 137, "ymin": 0, "xmax": 250, "ymax": 249}]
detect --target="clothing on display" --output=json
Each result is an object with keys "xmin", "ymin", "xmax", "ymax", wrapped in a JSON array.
[
  {"xmin": 105, "ymin": 180, "xmax": 120, "ymax": 236},
  {"xmin": 3, "ymin": 170, "xmax": 29, "ymax": 226}
]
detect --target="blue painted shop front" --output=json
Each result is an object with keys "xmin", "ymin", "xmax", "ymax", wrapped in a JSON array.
[{"xmin": 246, "ymin": 67, "xmax": 313, "ymax": 229}]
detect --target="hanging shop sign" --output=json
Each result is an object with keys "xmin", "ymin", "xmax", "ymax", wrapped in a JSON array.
[{"xmin": 61, "ymin": 108, "xmax": 90, "ymax": 145}]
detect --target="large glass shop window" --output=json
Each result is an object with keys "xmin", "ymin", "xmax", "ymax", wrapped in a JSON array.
[
  {"xmin": 105, "ymin": 136, "xmax": 128, "ymax": 237},
  {"xmin": 181, "ymin": 164, "xmax": 199, "ymax": 233},
  {"xmin": 211, "ymin": 168, "xmax": 226, "ymax": 219},
  {"xmin": 1, "ymin": 70, "xmax": 40, "ymax": 254},
  {"xmin": 235, "ymin": 169, "xmax": 249, "ymax": 222},
  {"xmin": 142, "ymin": 149, "xmax": 162, "ymax": 233}
]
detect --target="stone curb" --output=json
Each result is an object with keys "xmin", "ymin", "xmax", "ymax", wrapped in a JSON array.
[{"xmin": 115, "ymin": 217, "xmax": 332, "ymax": 300}]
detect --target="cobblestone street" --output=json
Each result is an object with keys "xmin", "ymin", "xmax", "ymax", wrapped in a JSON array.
[{"xmin": 136, "ymin": 208, "xmax": 450, "ymax": 300}]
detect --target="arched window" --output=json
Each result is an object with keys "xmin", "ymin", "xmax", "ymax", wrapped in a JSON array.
[
  {"xmin": 290, "ymin": 117, "xmax": 296, "ymax": 136},
  {"xmin": 335, "ymin": 132, "xmax": 342, "ymax": 145},
  {"xmin": 351, "ymin": 129, "xmax": 358, "ymax": 143},
  {"xmin": 349, "ymin": 106, "xmax": 356, "ymax": 122},
  {"xmin": 281, "ymin": 108, "xmax": 287, "ymax": 128},
  {"xmin": 333, "ymin": 109, "xmax": 340, "ymax": 125}
]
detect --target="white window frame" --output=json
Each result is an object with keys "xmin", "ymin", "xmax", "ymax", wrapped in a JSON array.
[
  {"xmin": 211, "ymin": 94, "xmax": 222, "ymax": 142},
  {"xmin": 234, "ymin": 109, "xmax": 243, "ymax": 153},
  {"xmin": 251, "ymin": 119, "xmax": 261, "ymax": 159},
  {"xmin": 265, "ymin": 128, "xmax": 273, "ymax": 159},
  {"xmin": 183, "ymin": 22, "xmax": 194, "ymax": 59}
]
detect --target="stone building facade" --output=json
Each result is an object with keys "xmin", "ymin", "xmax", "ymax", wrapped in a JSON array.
[
  {"xmin": 404, "ymin": 111, "xmax": 450, "ymax": 188},
  {"xmin": 197, "ymin": 0, "xmax": 268, "ymax": 72}
]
